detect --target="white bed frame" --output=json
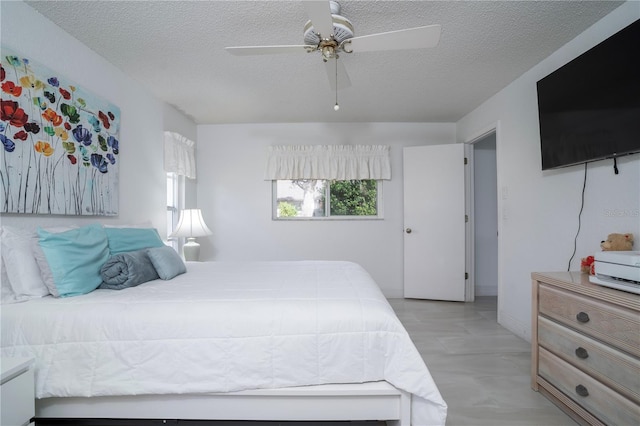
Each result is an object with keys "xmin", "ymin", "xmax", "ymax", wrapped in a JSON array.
[{"xmin": 36, "ymin": 381, "xmax": 411, "ymax": 425}]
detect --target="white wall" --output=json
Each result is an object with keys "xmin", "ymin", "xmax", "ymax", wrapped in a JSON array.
[
  {"xmin": 196, "ymin": 123, "xmax": 456, "ymax": 297},
  {"xmin": 457, "ymin": 2, "xmax": 640, "ymax": 340},
  {"xmin": 0, "ymin": 1, "xmax": 196, "ymax": 236}
]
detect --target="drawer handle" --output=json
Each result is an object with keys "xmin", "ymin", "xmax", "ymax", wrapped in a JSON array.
[
  {"xmin": 575, "ymin": 347, "xmax": 589, "ymax": 359},
  {"xmin": 575, "ymin": 384, "xmax": 589, "ymax": 397},
  {"xmin": 576, "ymin": 311, "xmax": 590, "ymax": 323}
]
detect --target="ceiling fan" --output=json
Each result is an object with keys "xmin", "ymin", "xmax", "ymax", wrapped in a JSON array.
[{"xmin": 225, "ymin": 1, "xmax": 441, "ymax": 109}]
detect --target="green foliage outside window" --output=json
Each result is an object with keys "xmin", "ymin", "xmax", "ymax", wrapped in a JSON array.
[
  {"xmin": 329, "ymin": 180, "xmax": 377, "ymax": 216},
  {"xmin": 278, "ymin": 201, "xmax": 298, "ymax": 217}
]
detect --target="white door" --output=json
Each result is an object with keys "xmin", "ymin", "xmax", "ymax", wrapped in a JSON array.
[{"xmin": 403, "ymin": 144, "xmax": 466, "ymax": 301}]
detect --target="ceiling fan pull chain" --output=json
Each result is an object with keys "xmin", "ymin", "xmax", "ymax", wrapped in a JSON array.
[{"xmin": 334, "ymin": 57, "xmax": 340, "ymax": 111}]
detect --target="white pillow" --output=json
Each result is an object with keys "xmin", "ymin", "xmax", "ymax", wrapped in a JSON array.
[
  {"xmin": 1, "ymin": 256, "xmax": 20, "ymax": 304},
  {"xmin": 0, "ymin": 226, "xmax": 49, "ymax": 299},
  {"xmin": 32, "ymin": 241, "xmax": 56, "ymax": 296}
]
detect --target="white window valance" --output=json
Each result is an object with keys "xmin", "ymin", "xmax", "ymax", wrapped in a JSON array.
[
  {"xmin": 164, "ymin": 131, "xmax": 196, "ymax": 179},
  {"xmin": 265, "ymin": 145, "xmax": 391, "ymax": 180}
]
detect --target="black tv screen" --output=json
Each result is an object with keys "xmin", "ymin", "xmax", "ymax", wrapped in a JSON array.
[{"xmin": 536, "ymin": 19, "xmax": 640, "ymax": 170}]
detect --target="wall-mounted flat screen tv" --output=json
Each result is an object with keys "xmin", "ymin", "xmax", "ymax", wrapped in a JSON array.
[{"xmin": 536, "ymin": 19, "xmax": 640, "ymax": 170}]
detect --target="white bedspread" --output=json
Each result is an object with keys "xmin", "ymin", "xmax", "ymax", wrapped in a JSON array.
[{"xmin": 1, "ymin": 261, "xmax": 447, "ymax": 425}]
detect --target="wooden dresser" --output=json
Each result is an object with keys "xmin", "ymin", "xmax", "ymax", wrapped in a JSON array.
[{"xmin": 531, "ymin": 272, "xmax": 640, "ymax": 425}]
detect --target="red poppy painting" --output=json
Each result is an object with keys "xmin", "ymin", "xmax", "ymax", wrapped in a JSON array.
[{"xmin": 0, "ymin": 46, "xmax": 120, "ymax": 215}]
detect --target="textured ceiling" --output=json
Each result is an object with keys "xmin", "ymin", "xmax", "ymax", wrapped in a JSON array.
[{"xmin": 25, "ymin": 1, "xmax": 623, "ymax": 124}]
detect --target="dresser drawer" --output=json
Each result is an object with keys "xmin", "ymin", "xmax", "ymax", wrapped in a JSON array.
[
  {"xmin": 539, "ymin": 347, "xmax": 640, "ymax": 426},
  {"xmin": 539, "ymin": 283, "xmax": 640, "ymax": 356},
  {"xmin": 538, "ymin": 315, "xmax": 640, "ymax": 402}
]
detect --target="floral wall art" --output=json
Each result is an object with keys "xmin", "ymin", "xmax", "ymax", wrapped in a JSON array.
[{"xmin": 1, "ymin": 46, "xmax": 120, "ymax": 216}]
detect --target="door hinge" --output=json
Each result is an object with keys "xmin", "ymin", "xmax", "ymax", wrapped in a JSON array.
[
  {"xmin": 464, "ymin": 157, "xmax": 468, "ymax": 165},
  {"xmin": 465, "ymin": 272, "xmax": 469, "ymax": 280},
  {"xmin": 465, "ymin": 214, "xmax": 469, "ymax": 223}
]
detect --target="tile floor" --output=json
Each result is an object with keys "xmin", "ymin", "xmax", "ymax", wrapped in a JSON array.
[{"xmin": 388, "ymin": 296, "xmax": 576, "ymax": 426}]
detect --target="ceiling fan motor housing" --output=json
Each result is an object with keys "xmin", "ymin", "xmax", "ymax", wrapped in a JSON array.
[{"xmin": 303, "ymin": 1, "xmax": 354, "ymax": 45}]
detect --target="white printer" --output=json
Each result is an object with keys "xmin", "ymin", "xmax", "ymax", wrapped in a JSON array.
[{"xmin": 589, "ymin": 251, "xmax": 640, "ymax": 294}]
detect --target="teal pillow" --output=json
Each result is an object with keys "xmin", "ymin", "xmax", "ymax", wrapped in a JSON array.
[
  {"xmin": 146, "ymin": 246, "xmax": 186, "ymax": 280},
  {"xmin": 37, "ymin": 224, "xmax": 110, "ymax": 298},
  {"xmin": 105, "ymin": 227, "xmax": 164, "ymax": 254}
]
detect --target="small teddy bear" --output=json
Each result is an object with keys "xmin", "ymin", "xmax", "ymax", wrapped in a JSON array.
[
  {"xmin": 581, "ymin": 233, "xmax": 634, "ymax": 274},
  {"xmin": 600, "ymin": 233, "xmax": 634, "ymax": 251}
]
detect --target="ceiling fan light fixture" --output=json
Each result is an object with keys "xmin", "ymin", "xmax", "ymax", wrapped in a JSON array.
[{"xmin": 321, "ymin": 44, "xmax": 336, "ymax": 60}]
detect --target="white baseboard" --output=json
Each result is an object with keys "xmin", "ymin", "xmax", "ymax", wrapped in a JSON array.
[{"xmin": 497, "ymin": 309, "xmax": 530, "ymax": 342}]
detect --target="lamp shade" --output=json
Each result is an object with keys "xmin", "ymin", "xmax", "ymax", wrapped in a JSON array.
[{"xmin": 170, "ymin": 209, "xmax": 212, "ymax": 238}]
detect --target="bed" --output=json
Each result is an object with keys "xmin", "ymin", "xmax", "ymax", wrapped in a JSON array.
[{"xmin": 1, "ymin": 260, "xmax": 447, "ymax": 425}]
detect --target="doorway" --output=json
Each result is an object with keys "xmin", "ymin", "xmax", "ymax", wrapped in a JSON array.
[
  {"xmin": 402, "ymin": 132, "xmax": 499, "ymax": 304},
  {"xmin": 471, "ymin": 132, "xmax": 498, "ymax": 297}
]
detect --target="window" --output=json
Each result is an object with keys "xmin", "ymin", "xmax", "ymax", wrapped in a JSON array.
[
  {"xmin": 166, "ymin": 172, "xmax": 181, "ymax": 249},
  {"xmin": 274, "ymin": 179, "xmax": 382, "ymax": 219}
]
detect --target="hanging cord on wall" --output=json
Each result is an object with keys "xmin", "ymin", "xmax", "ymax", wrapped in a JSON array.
[
  {"xmin": 567, "ymin": 162, "xmax": 588, "ymax": 271},
  {"xmin": 613, "ymin": 156, "xmax": 619, "ymax": 174}
]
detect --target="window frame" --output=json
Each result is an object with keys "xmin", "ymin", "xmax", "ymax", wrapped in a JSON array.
[{"xmin": 272, "ymin": 179, "xmax": 384, "ymax": 221}]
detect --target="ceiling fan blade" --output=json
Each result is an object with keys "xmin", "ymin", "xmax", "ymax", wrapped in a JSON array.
[
  {"xmin": 345, "ymin": 25, "xmax": 441, "ymax": 53},
  {"xmin": 304, "ymin": 1, "xmax": 334, "ymax": 38},
  {"xmin": 225, "ymin": 45, "xmax": 313, "ymax": 56},
  {"xmin": 324, "ymin": 58, "xmax": 351, "ymax": 90}
]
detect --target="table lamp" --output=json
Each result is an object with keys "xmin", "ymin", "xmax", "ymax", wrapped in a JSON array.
[{"xmin": 170, "ymin": 209, "xmax": 212, "ymax": 261}]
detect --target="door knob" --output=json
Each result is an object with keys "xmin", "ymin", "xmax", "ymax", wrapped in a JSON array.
[{"xmin": 405, "ymin": 228, "xmax": 412, "ymax": 234}]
